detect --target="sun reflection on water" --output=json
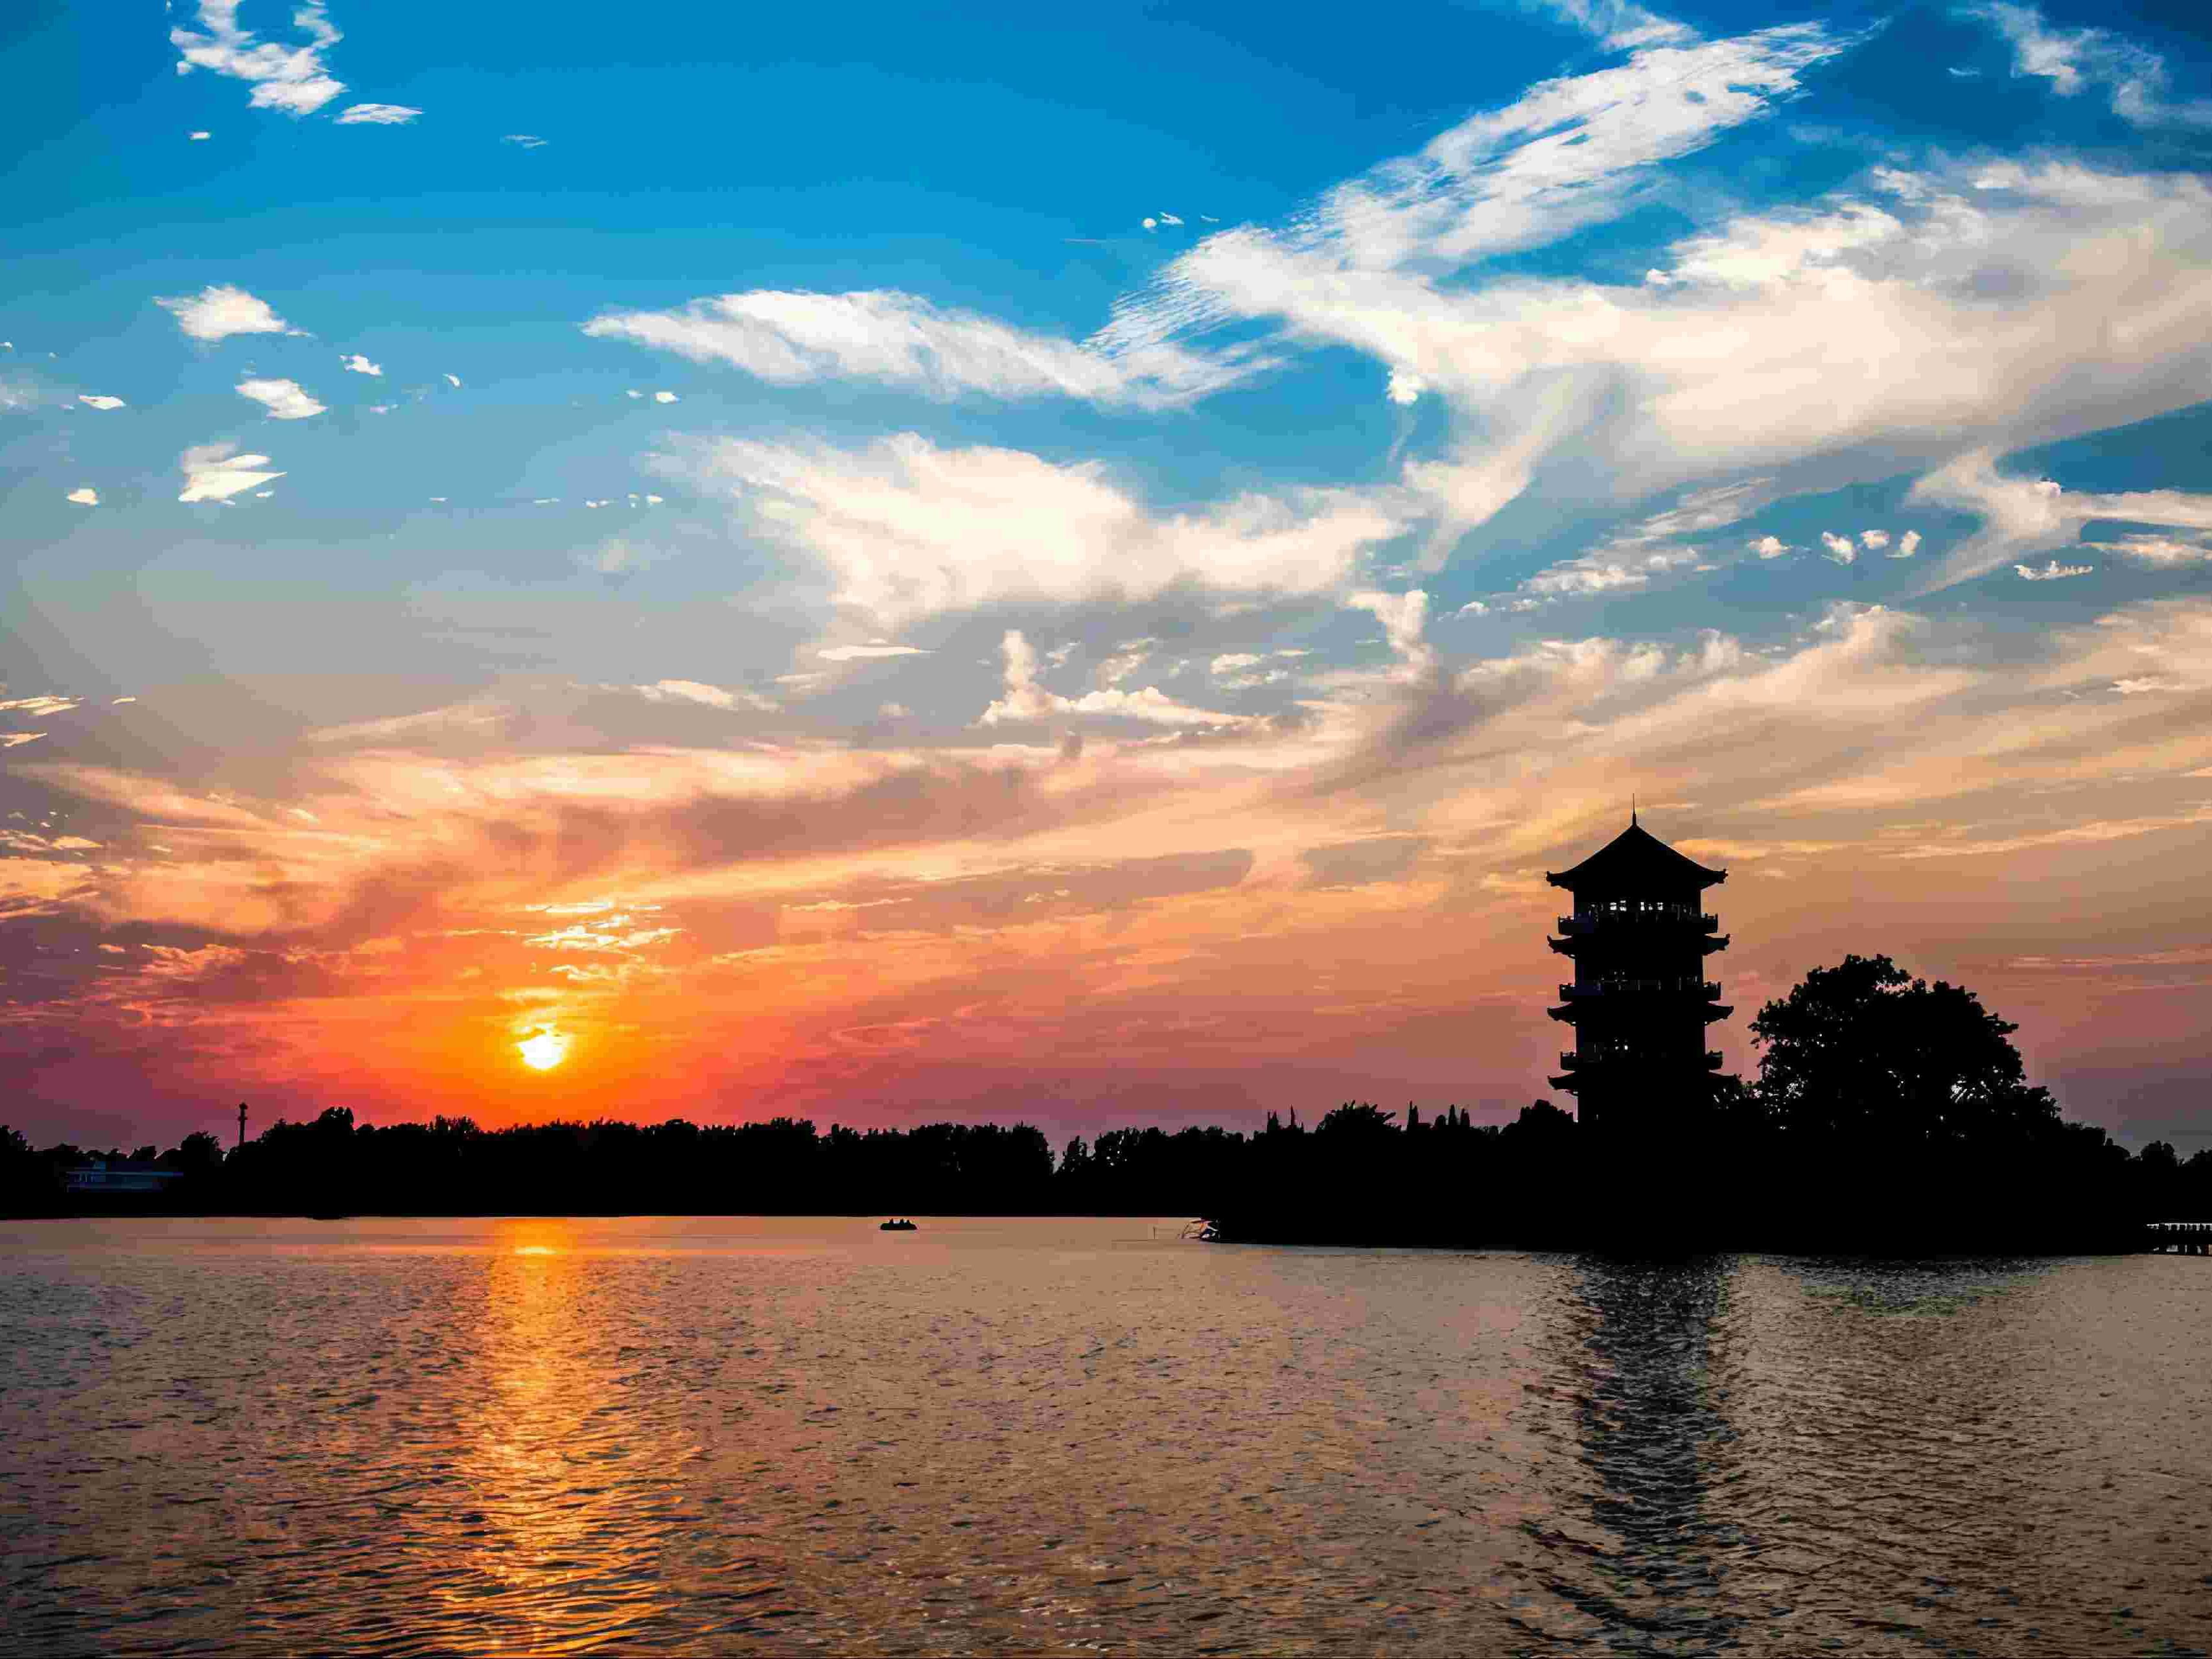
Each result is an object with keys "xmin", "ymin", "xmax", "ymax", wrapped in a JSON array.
[{"xmin": 430, "ymin": 1219, "xmax": 693, "ymax": 1653}]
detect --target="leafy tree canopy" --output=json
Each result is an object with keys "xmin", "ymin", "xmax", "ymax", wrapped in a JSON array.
[{"xmin": 1750, "ymin": 953, "xmax": 2060, "ymax": 1146}]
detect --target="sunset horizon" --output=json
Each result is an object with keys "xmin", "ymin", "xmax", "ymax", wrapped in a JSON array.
[
  {"xmin": 7, "ymin": 0, "xmax": 2211, "ymax": 1161},
  {"xmin": 10, "ymin": 5, "xmax": 2212, "ymax": 1651}
]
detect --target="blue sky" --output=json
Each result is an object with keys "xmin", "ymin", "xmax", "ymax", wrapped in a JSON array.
[{"xmin": 5, "ymin": 0, "xmax": 2212, "ymax": 1148}]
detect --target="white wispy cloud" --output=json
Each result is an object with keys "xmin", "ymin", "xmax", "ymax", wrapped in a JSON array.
[
  {"xmin": 334, "ymin": 102, "xmax": 420, "ymax": 126},
  {"xmin": 66, "ymin": 488, "xmax": 99, "ymax": 505},
  {"xmin": 1513, "ymin": 483, "xmax": 1764, "ymax": 599},
  {"xmin": 818, "ymin": 643, "xmax": 931, "ymax": 662},
  {"xmin": 1095, "ymin": 25, "xmax": 1844, "ymax": 358},
  {"xmin": 1084, "ymin": 50, "xmax": 2212, "ymax": 574},
  {"xmin": 979, "ymin": 630, "xmax": 1246, "ymax": 728},
  {"xmin": 2093, "ymin": 534, "xmax": 2212, "ymax": 566},
  {"xmin": 503, "ymin": 134, "xmax": 546, "ymax": 148},
  {"xmin": 2016, "ymin": 559, "xmax": 2092, "ymax": 580},
  {"xmin": 157, "ymin": 283, "xmax": 297, "ymax": 343},
  {"xmin": 236, "ymin": 377, "xmax": 326, "ymax": 420},
  {"xmin": 1346, "ymin": 588, "xmax": 1436, "ymax": 677},
  {"xmin": 170, "ymin": 0, "xmax": 346, "ymax": 115},
  {"xmin": 178, "ymin": 443, "xmax": 284, "ymax": 503},
  {"xmin": 1907, "ymin": 450, "xmax": 2212, "ymax": 591},
  {"xmin": 340, "ymin": 353, "xmax": 381, "ymax": 376},
  {"xmin": 585, "ymin": 289, "xmax": 1269, "ymax": 410},
  {"xmin": 1968, "ymin": 1, "xmax": 2212, "ymax": 128},
  {"xmin": 77, "ymin": 395, "xmax": 126, "ymax": 411},
  {"xmin": 1527, "ymin": 0, "xmax": 1697, "ymax": 50},
  {"xmin": 616, "ymin": 679, "xmax": 777, "ymax": 712},
  {"xmin": 683, "ymin": 432, "xmax": 1405, "ymax": 629},
  {"xmin": 1523, "ymin": 543, "xmax": 1704, "ymax": 596},
  {"xmin": 1821, "ymin": 531, "xmax": 1857, "ymax": 564}
]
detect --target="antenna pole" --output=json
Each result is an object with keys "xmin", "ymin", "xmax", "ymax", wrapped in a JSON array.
[{"xmin": 236, "ymin": 1102, "xmax": 248, "ymax": 1150}]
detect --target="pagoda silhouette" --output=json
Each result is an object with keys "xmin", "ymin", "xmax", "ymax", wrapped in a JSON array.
[{"xmin": 1546, "ymin": 815, "xmax": 1732, "ymax": 1135}]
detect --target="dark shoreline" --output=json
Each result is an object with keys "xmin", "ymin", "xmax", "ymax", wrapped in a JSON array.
[{"xmin": 12, "ymin": 1203, "xmax": 2200, "ymax": 1258}]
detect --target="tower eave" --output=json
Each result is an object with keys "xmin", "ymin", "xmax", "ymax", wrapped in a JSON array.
[{"xmin": 1545, "ymin": 819, "xmax": 1727, "ymax": 892}]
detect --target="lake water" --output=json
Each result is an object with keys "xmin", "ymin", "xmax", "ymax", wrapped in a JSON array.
[{"xmin": 4, "ymin": 1216, "xmax": 2209, "ymax": 1656}]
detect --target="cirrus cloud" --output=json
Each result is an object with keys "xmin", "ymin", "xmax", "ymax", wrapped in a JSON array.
[
  {"xmin": 334, "ymin": 102, "xmax": 420, "ymax": 126},
  {"xmin": 680, "ymin": 432, "xmax": 1407, "ymax": 630},
  {"xmin": 587, "ymin": 288, "xmax": 1271, "ymax": 410}
]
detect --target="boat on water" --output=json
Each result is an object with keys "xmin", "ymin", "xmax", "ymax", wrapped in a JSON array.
[{"xmin": 879, "ymin": 1218, "xmax": 917, "ymax": 1231}]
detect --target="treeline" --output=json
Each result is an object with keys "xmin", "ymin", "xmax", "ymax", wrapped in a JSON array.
[
  {"xmin": 0, "ymin": 1106, "xmax": 1540, "ymax": 1220},
  {"xmin": 6, "ymin": 1093, "xmax": 2205, "ymax": 1244},
  {"xmin": 0, "ymin": 1111, "xmax": 1321, "ymax": 1219}
]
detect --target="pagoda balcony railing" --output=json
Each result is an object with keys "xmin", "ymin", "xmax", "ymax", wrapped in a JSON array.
[
  {"xmin": 1560, "ymin": 1049, "xmax": 1727, "ymax": 1070},
  {"xmin": 1557, "ymin": 979, "xmax": 1722, "ymax": 999},
  {"xmin": 1557, "ymin": 1050, "xmax": 1635, "ymax": 1069},
  {"xmin": 1554, "ymin": 911, "xmax": 1719, "ymax": 935}
]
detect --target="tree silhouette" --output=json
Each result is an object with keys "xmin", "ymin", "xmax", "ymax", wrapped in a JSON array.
[
  {"xmin": 1316, "ymin": 1102, "xmax": 1397, "ymax": 1138},
  {"xmin": 1750, "ymin": 953, "xmax": 2059, "ymax": 1146}
]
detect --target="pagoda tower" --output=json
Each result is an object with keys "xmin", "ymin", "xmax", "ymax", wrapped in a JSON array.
[{"xmin": 1545, "ymin": 815, "xmax": 1731, "ymax": 1136}]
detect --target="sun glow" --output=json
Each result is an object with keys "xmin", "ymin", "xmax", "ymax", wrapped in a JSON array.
[{"xmin": 517, "ymin": 1027, "xmax": 572, "ymax": 1071}]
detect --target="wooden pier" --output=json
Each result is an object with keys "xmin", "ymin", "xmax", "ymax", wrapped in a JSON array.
[{"xmin": 2147, "ymin": 1221, "xmax": 2212, "ymax": 1255}]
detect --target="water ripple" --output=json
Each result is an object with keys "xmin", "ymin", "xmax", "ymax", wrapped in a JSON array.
[{"xmin": 2, "ymin": 1218, "xmax": 2207, "ymax": 1656}]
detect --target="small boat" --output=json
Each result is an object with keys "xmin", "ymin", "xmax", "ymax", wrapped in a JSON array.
[{"xmin": 879, "ymin": 1218, "xmax": 917, "ymax": 1231}]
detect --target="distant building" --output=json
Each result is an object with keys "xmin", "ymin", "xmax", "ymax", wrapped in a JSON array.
[
  {"xmin": 1545, "ymin": 817, "xmax": 1732, "ymax": 1135},
  {"xmin": 63, "ymin": 1156, "xmax": 184, "ymax": 1196}
]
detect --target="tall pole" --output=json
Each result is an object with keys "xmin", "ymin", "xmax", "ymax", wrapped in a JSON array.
[{"xmin": 236, "ymin": 1102, "xmax": 248, "ymax": 1150}]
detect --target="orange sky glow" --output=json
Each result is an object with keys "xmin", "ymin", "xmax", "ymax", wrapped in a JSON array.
[{"xmin": 6, "ymin": 601, "xmax": 2211, "ymax": 1150}]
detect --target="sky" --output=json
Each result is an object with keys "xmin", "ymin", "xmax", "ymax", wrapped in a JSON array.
[{"xmin": 5, "ymin": 0, "xmax": 2212, "ymax": 1152}]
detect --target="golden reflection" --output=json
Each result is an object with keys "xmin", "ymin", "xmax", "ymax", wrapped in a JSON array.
[{"xmin": 432, "ymin": 1218, "xmax": 643, "ymax": 1653}]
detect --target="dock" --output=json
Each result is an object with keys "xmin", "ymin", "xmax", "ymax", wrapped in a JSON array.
[{"xmin": 2147, "ymin": 1221, "xmax": 2212, "ymax": 1255}]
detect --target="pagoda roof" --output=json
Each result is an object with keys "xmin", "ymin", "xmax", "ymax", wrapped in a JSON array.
[{"xmin": 1544, "ymin": 818, "xmax": 1727, "ymax": 892}]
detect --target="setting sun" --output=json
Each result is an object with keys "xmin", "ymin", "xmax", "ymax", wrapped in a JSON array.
[{"xmin": 517, "ymin": 1028, "xmax": 572, "ymax": 1071}]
